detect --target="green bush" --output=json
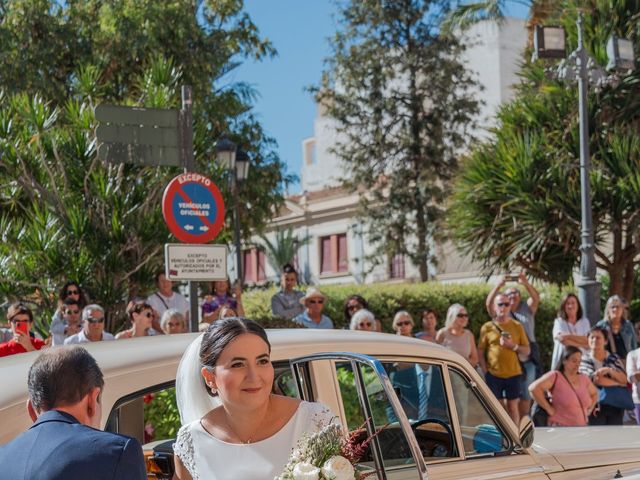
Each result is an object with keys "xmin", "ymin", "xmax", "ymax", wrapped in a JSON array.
[{"xmin": 244, "ymin": 282, "xmax": 568, "ymax": 371}]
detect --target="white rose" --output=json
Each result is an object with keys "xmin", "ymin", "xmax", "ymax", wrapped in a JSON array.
[
  {"xmin": 292, "ymin": 462, "xmax": 321, "ymax": 480},
  {"xmin": 321, "ymin": 455, "xmax": 355, "ymax": 480}
]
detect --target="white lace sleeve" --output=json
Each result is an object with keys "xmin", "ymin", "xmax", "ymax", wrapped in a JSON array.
[{"xmin": 174, "ymin": 424, "xmax": 198, "ymax": 480}]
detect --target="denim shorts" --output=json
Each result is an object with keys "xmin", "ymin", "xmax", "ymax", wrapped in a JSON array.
[
  {"xmin": 485, "ymin": 372, "xmax": 522, "ymax": 400},
  {"xmin": 519, "ymin": 360, "xmax": 537, "ymax": 400}
]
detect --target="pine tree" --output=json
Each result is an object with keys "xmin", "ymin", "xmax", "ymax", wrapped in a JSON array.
[{"xmin": 314, "ymin": 0, "xmax": 480, "ymax": 280}]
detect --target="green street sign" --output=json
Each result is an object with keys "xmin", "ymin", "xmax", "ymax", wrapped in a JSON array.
[{"xmin": 95, "ymin": 104, "xmax": 182, "ymax": 166}]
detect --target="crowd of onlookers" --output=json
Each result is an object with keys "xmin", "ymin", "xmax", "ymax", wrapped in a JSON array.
[{"xmin": 1, "ymin": 264, "xmax": 639, "ymax": 428}]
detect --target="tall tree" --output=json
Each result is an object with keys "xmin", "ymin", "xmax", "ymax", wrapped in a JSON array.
[
  {"xmin": 448, "ymin": 1, "xmax": 640, "ymax": 300},
  {"xmin": 314, "ymin": 0, "xmax": 480, "ymax": 281},
  {"xmin": 0, "ymin": 1, "xmax": 293, "ymax": 329}
]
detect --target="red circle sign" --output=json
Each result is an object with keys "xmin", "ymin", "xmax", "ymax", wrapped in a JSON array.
[{"xmin": 162, "ymin": 173, "xmax": 225, "ymax": 243}]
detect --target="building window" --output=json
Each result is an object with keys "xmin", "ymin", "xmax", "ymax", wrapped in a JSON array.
[
  {"xmin": 320, "ymin": 233, "xmax": 348, "ymax": 274},
  {"xmin": 389, "ymin": 253, "xmax": 405, "ymax": 279},
  {"xmin": 243, "ymin": 248, "xmax": 266, "ymax": 284}
]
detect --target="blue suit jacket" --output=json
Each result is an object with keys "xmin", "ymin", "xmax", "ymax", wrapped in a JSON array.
[{"xmin": 0, "ymin": 410, "xmax": 147, "ymax": 480}]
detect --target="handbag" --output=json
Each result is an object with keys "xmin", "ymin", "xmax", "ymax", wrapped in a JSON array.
[
  {"xmin": 598, "ymin": 385, "xmax": 634, "ymax": 410},
  {"xmin": 530, "ymin": 372, "xmax": 558, "ymax": 427}
]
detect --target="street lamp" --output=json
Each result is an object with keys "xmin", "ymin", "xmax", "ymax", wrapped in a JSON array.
[
  {"xmin": 215, "ymin": 136, "xmax": 250, "ymax": 284},
  {"xmin": 533, "ymin": 14, "xmax": 635, "ymax": 325}
]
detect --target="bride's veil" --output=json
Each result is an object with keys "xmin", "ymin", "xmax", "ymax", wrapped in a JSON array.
[{"xmin": 176, "ymin": 334, "xmax": 220, "ymax": 425}]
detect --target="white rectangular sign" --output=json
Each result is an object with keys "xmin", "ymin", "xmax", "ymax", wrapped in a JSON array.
[{"xmin": 164, "ymin": 244, "xmax": 228, "ymax": 281}]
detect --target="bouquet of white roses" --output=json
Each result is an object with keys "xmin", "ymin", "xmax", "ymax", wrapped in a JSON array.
[{"xmin": 275, "ymin": 422, "xmax": 376, "ymax": 480}]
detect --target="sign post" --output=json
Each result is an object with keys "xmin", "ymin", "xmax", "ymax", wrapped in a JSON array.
[
  {"xmin": 96, "ymin": 86, "xmax": 222, "ymax": 332},
  {"xmin": 162, "ymin": 169, "xmax": 225, "ymax": 332}
]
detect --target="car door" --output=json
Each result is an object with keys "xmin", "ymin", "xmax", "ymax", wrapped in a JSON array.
[
  {"xmin": 291, "ymin": 352, "xmax": 430, "ymax": 480},
  {"xmin": 291, "ymin": 352, "xmax": 548, "ymax": 480}
]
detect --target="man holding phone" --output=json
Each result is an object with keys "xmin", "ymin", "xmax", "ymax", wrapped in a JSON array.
[
  {"xmin": 478, "ymin": 294, "xmax": 530, "ymax": 424},
  {"xmin": 0, "ymin": 303, "xmax": 46, "ymax": 357}
]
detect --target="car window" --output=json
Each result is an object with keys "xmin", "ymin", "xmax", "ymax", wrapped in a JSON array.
[
  {"xmin": 335, "ymin": 359, "xmax": 458, "ymax": 470},
  {"xmin": 106, "ymin": 361, "xmax": 297, "ymax": 444},
  {"xmin": 448, "ymin": 368, "xmax": 509, "ymax": 457}
]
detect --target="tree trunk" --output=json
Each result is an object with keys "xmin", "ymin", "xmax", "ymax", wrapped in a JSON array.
[
  {"xmin": 407, "ymin": 31, "xmax": 428, "ymax": 282},
  {"xmin": 622, "ymin": 258, "xmax": 636, "ymax": 303},
  {"xmin": 414, "ymin": 190, "xmax": 429, "ymax": 282},
  {"xmin": 608, "ymin": 263, "xmax": 625, "ymax": 298}
]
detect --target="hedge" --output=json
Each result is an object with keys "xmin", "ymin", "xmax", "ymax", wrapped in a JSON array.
[{"xmin": 243, "ymin": 282, "xmax": 569, "ymax": 372}]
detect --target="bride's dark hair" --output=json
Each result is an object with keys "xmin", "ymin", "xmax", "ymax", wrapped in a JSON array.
[{"xmin": 199, "ymin": 317, "xmax": 271, "ymax": 397}]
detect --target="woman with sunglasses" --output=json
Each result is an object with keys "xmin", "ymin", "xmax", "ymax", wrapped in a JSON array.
[
  {"xmin": 436, "ymin": 304, "xmax": 478, "ymax": 366},
  {"xmin": 595, "ymin": 295, "xmax": 637, "ymax": 361},
  {"xmin": 49, "ymin": 281, "xmax": 89, "ymax": 346},
  {"xmin": 392, "ymin": 311, "xmax": 414, "ymax": 336},
  {"xmin": 116, "ymin": 302, "xmax": 155, "ymax": 339}
]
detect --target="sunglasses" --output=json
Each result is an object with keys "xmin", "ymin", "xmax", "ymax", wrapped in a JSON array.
[
  {"xmin": 87, "ymin": 317, "xmax": 104, "ymax": 324},
  {"xmin": 456, "ymin": 313, "xmax": 469, "ymax": 318},
  {"xmin": 359, "ymin": 322, "xmax": 372, "ymax": 327},
  {"xmin": 65, "ymin": 309, "xmax": 80, "ymax": 315},
  {"xmin": 66, "ymin": 289, "xmax": 80, "ymax": 296},
  {"xmin": 307, "ymin": 299, "xmax": 324, "ymax": 305},
  {"xmin": 167, "ymin": 322, "xmax": 182, "ymax": 327},
  {"xmin": 396, "ymin": 321, "xmax": 412, "ymax": 327},
  {"xmin": 496, "ymin": 302, "xmax": 509, "ymax": 307},
  {"xmin": 347, "ymin": 303, "xmax": 362, "ymax": 311},
  {"xmin": 143, "ymin": 313, "xmax": 153, "ymax": 318}
]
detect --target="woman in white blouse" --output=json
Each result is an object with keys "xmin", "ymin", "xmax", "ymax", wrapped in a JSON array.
[{"xmin": 551, "ymin": 293, "xmax": 590, "ymax": 370}]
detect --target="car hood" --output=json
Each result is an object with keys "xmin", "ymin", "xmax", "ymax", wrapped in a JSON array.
[{"xmin": 532, "ymin": 426, "xmax": 640, "ymax": 471}]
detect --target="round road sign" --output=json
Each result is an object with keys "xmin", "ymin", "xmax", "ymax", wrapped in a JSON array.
[{"xmin": 162, "ymin": 173, "xmax": 225, "ymax": 243}]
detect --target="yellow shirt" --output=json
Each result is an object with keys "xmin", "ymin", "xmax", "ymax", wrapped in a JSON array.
[{"xmin": 478, "ymin": 319, "xmax": 529, "ymax": 378}]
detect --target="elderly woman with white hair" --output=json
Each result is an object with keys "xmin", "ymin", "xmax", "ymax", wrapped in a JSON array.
[
  {"xmin": 392, "ymin": 311, "xmax": 414, "ymax": 337},
  {"xmin": 349, "ymin": 309, "xmax": 375, "ymax": 331},
  {"xmin": 436, "ymin": 303, "xmax": 478, "ymax": 366},
  {"xmin": 161, "ymin": 308, "xmax": 186, "ymax": 334}
]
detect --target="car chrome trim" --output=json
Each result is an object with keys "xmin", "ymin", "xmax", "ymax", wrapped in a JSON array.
[{"xmin": 291, "ymin": 351, "xmax": 429, "ymax": 480}]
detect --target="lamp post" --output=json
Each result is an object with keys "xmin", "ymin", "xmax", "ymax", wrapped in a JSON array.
[
  {"xmin": 215, "ymin": 137, "xmax": 250, "ymax": 283},
  {"xmin": 533, "ymin": 14, "xmax": 635, "ymax": 325}
]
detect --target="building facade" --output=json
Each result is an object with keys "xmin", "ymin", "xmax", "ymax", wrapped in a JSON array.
[{"xmin": 244, "ymin": 19, "xmax": 528, "ymax": 285}]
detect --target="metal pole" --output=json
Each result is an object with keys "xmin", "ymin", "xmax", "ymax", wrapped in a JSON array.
[
  {"xmin": 574, "ymin": 15, "xmax": 601, "ymax": 325},
  {"xmin": 233, "ymin": 174, "xmax": 243, "ymax": 284},
  {"xmin": 181, "ymin": 86, "xmax": 199, "ymax": 332}
]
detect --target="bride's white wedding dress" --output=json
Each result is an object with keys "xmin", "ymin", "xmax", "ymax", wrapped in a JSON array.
[{"xmin": 173, "ymin": 401, "xmax": 333, "ymax": 480}]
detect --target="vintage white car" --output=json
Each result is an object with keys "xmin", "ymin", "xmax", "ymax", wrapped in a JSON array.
[{"xmin": 2, "ymin": 329, "xmax": 640, "ymax": 479}]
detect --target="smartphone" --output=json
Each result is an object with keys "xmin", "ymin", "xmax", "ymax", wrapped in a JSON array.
[
  {"xmin": 15, "ymin": 321, "xmax": 29, "ymax": 336},
  {"xmin": 504, "ymin": 274, "xmax": 519, "ymax": 282}
]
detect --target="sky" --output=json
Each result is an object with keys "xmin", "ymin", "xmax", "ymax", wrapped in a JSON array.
[{"xmin": 233, "ymin": 1, "xmax": 529, "ymax": 193}]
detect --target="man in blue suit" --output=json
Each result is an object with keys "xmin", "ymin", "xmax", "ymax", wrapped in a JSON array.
[{"xmin": 0, "ymin": 346, "xmax": 146, "ymax": 479}]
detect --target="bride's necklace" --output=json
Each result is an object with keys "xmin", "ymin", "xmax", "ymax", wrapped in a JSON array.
[{"xmin": 224, "ymin": 397, "xmax": 271, "ymax": 444}]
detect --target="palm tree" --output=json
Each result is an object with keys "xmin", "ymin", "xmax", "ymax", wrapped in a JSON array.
[{"xmin": 259, "ymin": 228, "xmax": 310, "ymax": 281}]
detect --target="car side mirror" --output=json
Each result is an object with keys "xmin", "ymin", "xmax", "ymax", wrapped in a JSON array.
[{"xmin": 518, "ymin": 416, "xmax": 534, "ymax": 449}]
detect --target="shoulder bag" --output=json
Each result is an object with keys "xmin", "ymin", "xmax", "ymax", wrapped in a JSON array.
[{"xmin": 530, "ymin": 372, "xmax": 558, "ymax": 427}]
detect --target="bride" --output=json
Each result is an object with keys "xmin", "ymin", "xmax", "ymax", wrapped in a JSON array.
[{"xmin": 173, "ymin": 317, "xmax": 334, "ymax": 480}]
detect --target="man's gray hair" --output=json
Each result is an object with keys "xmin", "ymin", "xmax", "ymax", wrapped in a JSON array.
[{"xmin": 82, "ymin": 304, "xmax": 104, "ymax": 322}]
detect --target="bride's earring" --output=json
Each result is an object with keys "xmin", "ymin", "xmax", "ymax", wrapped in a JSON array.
[{"xmin": 207, "ymin": 381, "xmax": 217, "ymax": 394}]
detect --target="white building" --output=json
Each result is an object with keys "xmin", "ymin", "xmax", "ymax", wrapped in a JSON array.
[{"xmin": 243, "ymin": 19, "xmax": 528, "ymax": 285}]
